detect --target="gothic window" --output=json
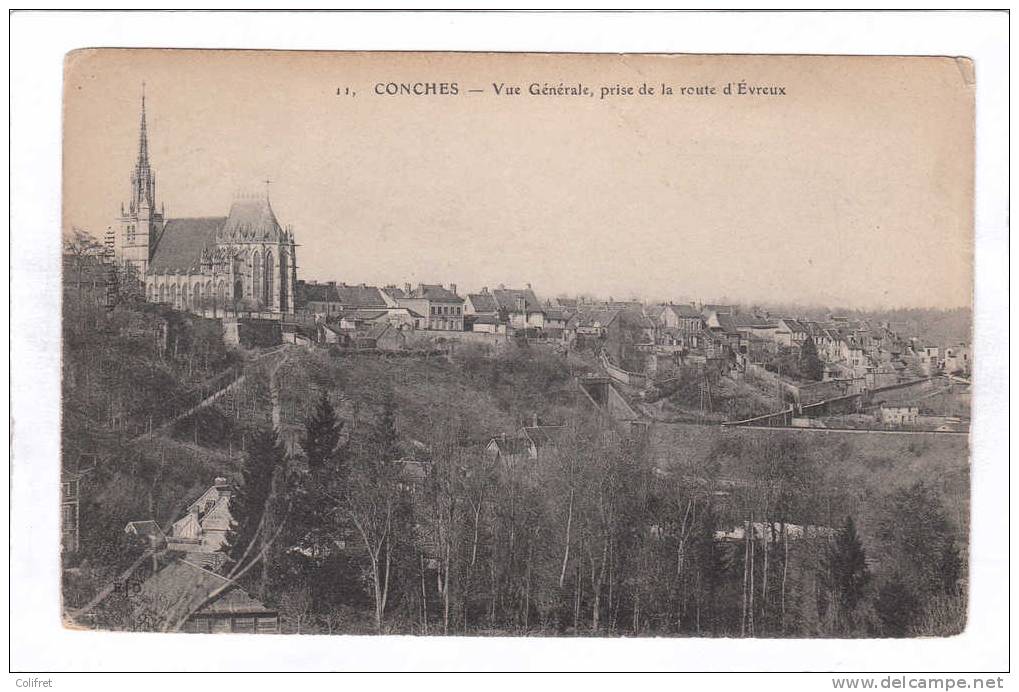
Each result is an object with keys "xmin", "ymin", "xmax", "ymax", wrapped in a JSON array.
[
  {"xmin": 158, "ymin": 284, "xmax": 165, "ymax": 303},
  {"xmin": 195, "ymin": 283, "xmax": 203, "ymax": 306},
  {"xmin": 279, "ymin": 250, "xmax": 289, "ymax": 312},
  {"xmin": 170, "ymin": 284, "xmax": 178, "ymax": 308},
  {"xmin": 264, "ymin": 250, "xmax": 275, "ymax": 307},
  {"xmin": 251, "ymin": 250, "xmax": 262, "ymax": 305}
]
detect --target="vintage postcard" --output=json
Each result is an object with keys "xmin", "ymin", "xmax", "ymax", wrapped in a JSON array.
[{"xmin": 60, "ymin": 49, "xmax": 974, "ymax": 640}]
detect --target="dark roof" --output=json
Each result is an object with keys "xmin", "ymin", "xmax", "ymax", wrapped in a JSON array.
[
  {"xmin": 125, "ymin": 520, "xmax": 164, "ymax": 538},
  {"xmin": 367, "ymin": 322, "xmax": 400, "ymax": 341},
  {"xmin": 298, "ymin": 282, "xmax": 388, "ymax": 308},
  {"xmin": 714, "ymin": 314, "xmax": 739, "ymax": 334},
  {"xmin": 521, "ymin": 426, "xmax": 565, "ymax": 450},
  {"xmin": 219, "ymin": 197, "xmax": 284, "ymax": 242},
  {"xmin": 660, "ymin": 303, "xmax": 701, "ymax": 318},
  {"xmin": 344, "ymin": 309, "xmax": 389, "ymax": 321},
  {"xmin": 148, "ymin": 218, "xmax": 225, "ymax": 274},
  {"xmin": 543, "ymin": 307, "xmax": 567, "ymax": 321},
  {"xmin": 335, "ymin": 284, "xmax": 387, "ymax": 308},
  {"xmin": 492, "ymin": 288, "xmax": 540, "ymax": 312},
  {"xmin": 573, "ymin": 309, "xmax": 621, "ymax": 328},
  {"xmin": 133, "ymin": 556, "xmax": 273, "ymax": 630},
  {"xmin": 405, "ymin": 284, "xmax": 464, "ymax": 303},
  {"xmin": 197, "ymin": 586, "xmax": 276, "ymax": 616},
  {"xmin": 471, "ymin": 314, "xmax": 501, "ymax": 325},
  {"xmin": 702, "ymin": 304, "xmax": 734, "ymax": 315},
  {"xmin": 734, "ymin": 314, "xmax": 776, "ymax": 328},
  {"xmin": 467, "ymin": 292, "xmax": 499, "ymax": 312}
]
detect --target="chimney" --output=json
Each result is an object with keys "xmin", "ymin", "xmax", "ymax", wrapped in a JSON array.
[
  {"xmin": 526, "ymin": 282, "xmax": 532, "ymax": 290},
  {"xmin": 418, "ymin": 283, "xmax": 425, "ymax": 292},
  {"xmin": 404, "ymin": 283, "xmax": 411, "ymax": 295},
  {"xmin": 449, "ymin": 283, "xmax": 457, "ymax": 295},
  {"xmin": 360, "ymin": 283, "xmax": 366, "ymax": 289},
  {"xmin": 531, "ymin": 413, "xmax": 539, "ymax": 427},
  {"xmin": 482, "ymin": 286, "xmax": 488, "ymax": 294},
  {"xmin": 327, "ymin": 281, "xmax": 336, "ymax": 287},
  {"xmin": 498, "ymin": 283, "xmax": 505, "ymax": 290}
]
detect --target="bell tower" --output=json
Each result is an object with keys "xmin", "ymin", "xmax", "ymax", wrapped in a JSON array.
[{"xmin": 116, "ymin": 84, "xmax": 164, "ymax": 274}]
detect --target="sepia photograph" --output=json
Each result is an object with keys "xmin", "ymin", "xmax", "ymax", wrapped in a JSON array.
[{"xmin": 56, "ymin": 48, "xmax": 977, "ymax": 642}]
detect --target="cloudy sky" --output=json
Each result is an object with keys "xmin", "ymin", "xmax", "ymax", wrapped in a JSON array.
[{"xmin": 63, "ymin": 50, "xmax": 973, "ymax": 309}]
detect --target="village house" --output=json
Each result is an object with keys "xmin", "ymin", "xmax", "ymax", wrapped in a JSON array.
[
  {"xmin": 704, "ymin": 310, "xmax": 741, "ymax": 352},
  {"xmin": 124, "ymin": 520, "xmax": 168, "ymax": 549},
  {"xmin": 943, "ymin": 344, "xmax": 971, "ymax": 375},
  {"xmin": 568, "ymin": 308, "xmax": 622, "ymax": 340},
  {"xmin": 734, "ymin": 313, "xmax": 780, "ymax": 342},
  {"xmin": 654, "ymin": 302, "xmax": 704, "ymax": 345},
  {"xmin": 877, "ymin": 405, "xmax": 919, "ymax": 427},
  {"xmin": 463, "ymin": 287, "xmax": 500, "ymax": 318},
  {"xmin": 133, "ymin": 555, "xmax": 280, "ymax": 634},
  {"xmin": 469, "ymin": 314, "xmax": 507, "ymax": 335},
  {"xmin": 333, "ymin": 306, "xmax": 425, "ymax": 332},
  {"xmin": 485, "ymin": 424, "xmax": 566, "ymax": 465},
  {"xmin": 542, "ymin": 305, "xmax": 569, "ymax": 330},
  {"xmin": 167, "ymin": 477, "xmax": 233, "ymax": 554},
  {"xmin": 775, "ymin": 318, "xmax": 808, "ymax": 347},
  {"xmin": 362, "ymin": 321, "xmax": 409, "ymax": 351},
  {"xmin": 491, "ymin": 285, "xmax": 545, "ymax": 330},
  {"xmin": 916, "ymin": 343, "xmax": 941, "ymax": 375},
  {"xmin": 393, "ymin": 283, "xmax": 465, "ymax": 331},
  {"xmin": 297, "ymin": 280, "xmax": 389, "ymax": 317}
]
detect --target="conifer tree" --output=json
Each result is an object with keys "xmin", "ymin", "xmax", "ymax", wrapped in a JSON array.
[
  {"xmin": 304, "ymin": 390, "xmax": 341, "ymax": 473},
  {"xmin": 225, "ymin": 427, "xmax": 284, "ymax": 567},
  {"xmin": 799, "ymin": 336, "xmax": 824, "ymax": 381},
  {"xmin": 824, "ymin": 516, "xmax": 870, "ymax": 628}
]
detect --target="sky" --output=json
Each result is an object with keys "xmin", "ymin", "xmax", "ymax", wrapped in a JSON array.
[{"xmin": 63, "ymin": 50, "xmax": 974, "ymax": 309}]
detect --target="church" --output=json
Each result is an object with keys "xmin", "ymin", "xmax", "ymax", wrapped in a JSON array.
[{"xmin": 112, "ymin": 90, "xmax": 298, "ymax": 317}]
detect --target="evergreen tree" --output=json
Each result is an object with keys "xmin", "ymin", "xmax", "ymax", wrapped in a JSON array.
[
  {"xmin": 225, "ymin": 428, "xmax": 284, "ymax": 567},
  {"xmin": 799, "ymin": 336, "xmax": 824, "ymax": 381},
  {"xmin": 877, "ymin": 481, "xmax": 960, "ymax": 596},
  {"xmin": 304, "ymin": 390, "xmax": 341, "ymax": 473},
  {"xmin": 824, "ymin": 516, "xmax": 870, "ymax": 624}
]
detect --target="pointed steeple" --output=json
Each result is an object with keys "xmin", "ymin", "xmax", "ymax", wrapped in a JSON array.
[
  {"xmin": 130, "ymin": 82, "xmax": 157, "ymax": 214},
  {"xmin": 137, "ymin": 82, "xmax": 149, "ymax": 167}
]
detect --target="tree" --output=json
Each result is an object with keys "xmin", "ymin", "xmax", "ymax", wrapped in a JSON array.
[
  {"xmin": 823, "ymin": 516, "xmax": 870, "ymax": 632},
  {"xmin": 304, "ymin": 390, "xmax": 342, "ymax": 473},
  {"xmin": 799, "ymin": 336, "xmax": 823, "ymax": 382},
  {"xmin": 877, "ymin": 481, "xmax": 961, "ymax": 597},
  {"xmin": 337, "ymin": 393, "xmax": 406, "ymax": 634},
  {"xmin": 225, "ymin": 428, "xmax": 284, "ymax": 577}
]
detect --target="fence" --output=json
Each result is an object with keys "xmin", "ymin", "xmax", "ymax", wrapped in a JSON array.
[{"xmin": 600, "ymin": 352, "xmax": 648, "ymax": 388}]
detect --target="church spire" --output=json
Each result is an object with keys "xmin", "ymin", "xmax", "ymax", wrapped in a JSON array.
[
  {"xmin": 137, "ymin": 82, "xmax": 149, "ymax": 167},
  {"xmin": 130, "ymin": 82, "xmax": 156, "ymax": 214}
]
